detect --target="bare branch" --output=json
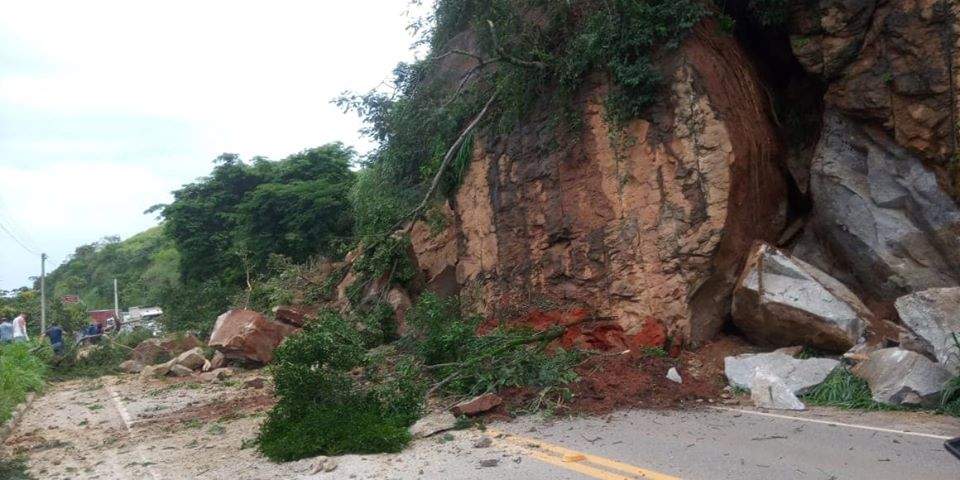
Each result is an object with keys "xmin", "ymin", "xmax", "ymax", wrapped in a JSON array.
[{"xmin": 487, "ymin": 20, "xmax": 548, "ymax": 70}]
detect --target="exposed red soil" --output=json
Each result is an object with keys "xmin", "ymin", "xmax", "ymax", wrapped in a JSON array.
[{"xmin": 494, "ymin": 334, "xmax": 752, "ymax": 417}]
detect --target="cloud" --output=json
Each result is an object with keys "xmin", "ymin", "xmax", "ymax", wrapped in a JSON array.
[{"xmin": 0, "ymin": 0, "xmax": 427, "ymax": 289}]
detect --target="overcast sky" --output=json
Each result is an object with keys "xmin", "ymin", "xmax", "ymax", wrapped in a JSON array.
[{"xmin": 0, "ymin": 0, "xmax": 427, "ymax": 290}]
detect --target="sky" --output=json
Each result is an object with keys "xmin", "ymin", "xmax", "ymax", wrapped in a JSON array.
[{"xmin": 0, "ymin": 0, "xmax": 428, "ymax": 290}]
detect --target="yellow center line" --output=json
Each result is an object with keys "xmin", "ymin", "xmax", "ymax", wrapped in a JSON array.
[{"xmin": 486, "ymin": 428, "xmax": 682, "ymax": 480}]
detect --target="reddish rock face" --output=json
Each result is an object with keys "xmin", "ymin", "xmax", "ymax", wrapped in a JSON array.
[
  {"xmin": 410, "ymin": 22, "xmax": 788, "ymax": 347},
  {"xmin": 208, "ymin": 309, "xmax": 299, "ymax": 364}
]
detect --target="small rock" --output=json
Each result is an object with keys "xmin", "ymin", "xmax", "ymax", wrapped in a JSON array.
[
  {"xmin": 201, "ymin": 359, "xmax": 212, "ymax": 373},
  {"xmin": 169, "ymin": 364, "xmax": 194, "ymax": 377},
  {"xmin": 451, "ymin": 393, "xmax": 502, "ymax": 417},
  {"xmin": 199, "ymin": 368, "xmax": 235, "ymax": 383},
  {"xmin": 139, "ymin": 363, "xmax": 170, "ymax": 380},
  {"xmin": 409, "ymin": 412, "xmax": 457, "ymax": 439},
  {"xmin": 666, "ymin": 367, "xmax": 682, "ymax": 384},
  {"xmin": 244, "ymin": 378, "xmax": 266, "ymax": 389},
  {"xmin": 120, "ymin": 360, "xmax": 144, "ymax": 374},
  {"xmin": 473, "ymin": 437, "xmax": 492, "ymax": 448},
  {"xmin": 174, "ymin": 347, "xmax": 207, "ymax": 371},
  {"xmin": 311, "ymin": 456, "xmax": 338, "ymax": 474},
  {"xmin": 479, "ymin": 459, "xmax": 499, "ymax": 468},
  {"xmin": 209, "ymin": 350, "xmax": 227, "ymax": 370}
]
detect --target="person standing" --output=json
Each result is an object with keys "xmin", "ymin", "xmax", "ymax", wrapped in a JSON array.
[
  {"xmin": 44, "ymin": 324, "xmax": 64, "ymax": 355},
  {"xmin": 12, "ymin": 312, "xmax": 29, "ymax": 343},
  {"xmin": 0, "ymin": 318, "xmax": 12, "ymax": 344}
]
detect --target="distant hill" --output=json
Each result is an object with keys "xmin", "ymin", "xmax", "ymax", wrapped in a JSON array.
[{"xmin": 44, "ymin": 226, "xmax": 179, "ymax": 311}]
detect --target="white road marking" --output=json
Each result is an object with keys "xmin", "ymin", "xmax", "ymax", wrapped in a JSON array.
[
  {"xmin": 105, "ymin": 383, "xmax": 163, "ymax": 480},
  {"xmin": 711, "ymin": 406, "xmax": 953, "ymax": 440}
]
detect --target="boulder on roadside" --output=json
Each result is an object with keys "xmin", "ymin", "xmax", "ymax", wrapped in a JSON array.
[
  {"xmin": 169, "ymin": 364, "xmax": 195, "ymax": 377},
  {"xmin": 894, "ymin": 288, "xmax": 960, "ymax": 374},
  {"xmin": 450, "ymin": 393, "xmax": 502, "ymax": 417},
  {"xmin": 408, "ymin": 412, "xmax": 457, "ymax": 439},
  {"xmin": 732, "ymin": 242, "xmax": 869, "ymax": 353},
  {"xmin": 725, "ymin": 352, "xmax": 839, "ymax": 395},
  {"xmin": 173, "ymin": 347, "xmax": 207, "ymax": 371},
  {"xmin": 852, "ymin": 348, "xmax": 953, "ymax": 407},
  {"xmin": 208, "ymin": 309, "xmax": 299, "ymax": 364},
  {"xmin": 119, "ymin": 360, "xmax": 144, "ymax": 374},
  {"xmin": 750, "ymin": 368, "xmax": 806, "ymax": 411}
]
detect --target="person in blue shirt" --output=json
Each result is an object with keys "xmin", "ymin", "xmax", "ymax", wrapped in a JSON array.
[
  {"xmin": 0, "ymin": 318, "xmax": 12, "ymax": 344},
  {"xmin": 45, "ymin": 325, "xmax": 64, "ymax": 355}
]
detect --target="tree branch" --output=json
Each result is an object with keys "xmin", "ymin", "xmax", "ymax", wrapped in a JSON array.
[{"xmin": 487, "ymin": 20, "xmax": 548, "ymax": 70}]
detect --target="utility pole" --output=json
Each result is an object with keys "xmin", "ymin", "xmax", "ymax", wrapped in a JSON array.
[
  {"xmin": 40, "ymin": 253, "xmax": 47, "ymax": 334},
  {"xmin": 113, "ymin": 278, "xmax": 120, "ymax": 322}
]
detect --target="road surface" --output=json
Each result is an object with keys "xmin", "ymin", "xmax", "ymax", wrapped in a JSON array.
[{"xmin": 4, "ymin": 374, "xmax": 958, "ymax": 479}]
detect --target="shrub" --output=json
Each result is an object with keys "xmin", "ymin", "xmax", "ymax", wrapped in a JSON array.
[{"xmin": 257, "ymin": 312, "xmax": 425, "ymax": 461}]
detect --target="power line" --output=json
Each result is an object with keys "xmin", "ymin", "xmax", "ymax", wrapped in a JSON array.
[{"xmin": 0, "ymin": 220, "xmax": 39, "ymax": 256}]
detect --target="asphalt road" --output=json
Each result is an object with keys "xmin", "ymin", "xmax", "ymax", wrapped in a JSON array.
[{"xmin": 8, "ymin": 376, "xmax": 960, "ymax": 479}]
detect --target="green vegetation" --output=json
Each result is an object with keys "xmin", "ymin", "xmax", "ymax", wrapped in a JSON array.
[
  {"xmin": 0, "ymin": 456, "xmax": 32, "ymax": 480},
  {"xmin": 340, "ymin": 0, "xmax": 709, "ymax": 239},
  {"xmin": 801, "ymin": 368, "xmax": 899, "ymax": 411},
  {"xmin": 0, "ymin": 341, "xmax": 49, "ymax": 424},
  {"xmin": 257, "ymin": 312, "xmax": 424, "ymax": 461},
  {"xmin": 258, "ymin": 292, "xmax": 581, "ymax": 461},
  {"xmin": 156, "ymin": 144, "xmax": 356, "ymax": 333}
]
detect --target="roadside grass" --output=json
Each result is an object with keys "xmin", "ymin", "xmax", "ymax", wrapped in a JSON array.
[
  {"xmin": 0, "ymin": 341, "xmax": 50, "ymax": 424},
  {"xmin": 0, "ymin": 456, "xmax": 33, "ymax": 480},
  {"xmin": 802, "ymin": 367, "xmax": 960, "ymax": 417}
]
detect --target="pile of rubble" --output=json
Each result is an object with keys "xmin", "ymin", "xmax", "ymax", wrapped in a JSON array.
[
  {"xmin": 118, "ymin": 307, "xmax": 308, "ymax": 383},
  {"xmin": 724, "ymin": 242, "xmax": 959, "ymax": 410}
]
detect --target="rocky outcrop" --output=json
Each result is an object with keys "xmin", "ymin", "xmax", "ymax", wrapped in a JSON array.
[
  {"xmin": 409, "ymin": 23, "xmax": 788, "ymax": 347},
  {"xmin": 808, "ymin": 112, "xmax": 960, "ymax": 301},
  {"xmin": 790, "ymin": 0, "xmax": 956, "ymax": 163},
  {"xmin": 852, "ymin": 347, "xmax": 953, "ymax": 407},
  {"xmin": 895, "ymin": 288, "xmax": 960, "ymax": 374},
  {"xmin": 732, "ymin": 243, "xmax": 868, "ymax": 352},
  {"xmin": 208, "ymin": 309, "xmax": 298, "ymax": 364},
  {"xmin": 725, "ymin": 351, "xmax": 839, "ymax": 394}
]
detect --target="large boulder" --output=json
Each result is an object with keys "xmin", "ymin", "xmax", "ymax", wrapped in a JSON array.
[
  {"xmin": 273, "ymin": 305, "xmax": 317, "ymax": 328},
  {"xmin": 731, "ymin": 242, "xmax": 869, "ymax": 352},
  {"xmin": 808, "ymin": 112, "xmax": 960, "ymax": 301},
  {"xmin": 894, "ymin": 288, "xmax": 960, "ymax": 374},
  {"xmin": 725, "ymin": 351, "xmax": 839, "ymax": 395},
  {"xmin": 208, "ymin": 309, "xmax": 298, "ymax": 364},
  {"xmin": 852, "ymin": 347, "xmax": 953, "ymax": 407}
]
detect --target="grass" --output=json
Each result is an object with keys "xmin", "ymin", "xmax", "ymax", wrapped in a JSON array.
[
  {"xmin": 802, "ymin": 367, "xmax": 960, "ymax": 417},
  {"xmin": 0, "ymin": 341, "xmax": 49, "ymax": 424},
  {"xmin": 802, "ymin": 368, "xmax": 902, "ymax": 411},
  {"xmin": 0, "ymin": 456, "xmax": 32, "ymax": 480}
]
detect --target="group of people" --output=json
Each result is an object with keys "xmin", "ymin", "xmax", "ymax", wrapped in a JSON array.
[
  {"xmin": 0, "ymin": 312, "xmax": 30, "ymax": 344},
  {"xmin": 0, "ymin": 312, "xmax": 66, "ymax": 354}
]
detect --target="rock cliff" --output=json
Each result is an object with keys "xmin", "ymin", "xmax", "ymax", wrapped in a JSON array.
[{"xmin": 367, "ymin": 1, "xmax": 959, "ymax": 350}]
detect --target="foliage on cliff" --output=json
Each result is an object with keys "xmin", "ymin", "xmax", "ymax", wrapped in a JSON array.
[{"xmin": 341, "ymin": 0, "xmax": 710, "ymax": 239}]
